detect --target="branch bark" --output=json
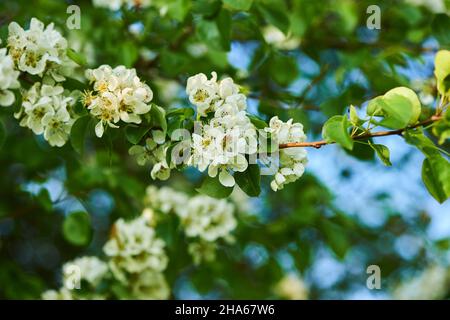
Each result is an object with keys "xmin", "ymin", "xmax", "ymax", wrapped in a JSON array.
[{"xmin": 279, "ymin": 115, "xmax": 443, "ymax": 149}]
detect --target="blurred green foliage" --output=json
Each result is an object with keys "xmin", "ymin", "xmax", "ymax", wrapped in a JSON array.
[{"xmin": 0, "ymin": 0, "xmax": 450, "ymax": 299}]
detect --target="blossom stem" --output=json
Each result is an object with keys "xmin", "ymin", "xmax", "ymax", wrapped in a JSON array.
[{"xmin": 279, "ymin": 115, "xmax": 443, "ymax": 149}]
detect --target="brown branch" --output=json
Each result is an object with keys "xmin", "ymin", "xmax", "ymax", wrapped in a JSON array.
[{"xmin": 279, "ymin": 115, "xmax": 443, "ymax": 149}]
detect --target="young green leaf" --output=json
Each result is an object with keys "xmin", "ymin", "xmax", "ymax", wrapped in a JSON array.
[
  {"xmin": 434, "ymin": 50, "xmax": 450, "ymax": 97},
  {"xmin": 369, "ymin": 142, "xmax": 392, "ymax": 166},
  {"xmin": 196, "ymin": 175, "xmax": 234, "ymax": 199},
  {"xmin": 422, "ymin": 157, "xmax": 450, "ymax": 204},
  {"xmin": 66, "ymin": 48, "xmax": 87, "ymax": 66},
  {"xmin": 70, "ymin": 115, "xmax": 91, "ymax": 155},
  {"xmin": 125, "ymin": 125, "xmax": 151, "ymax": 145},
  {"xmin": 349, "ymin": 105, "xmax": 359, "ymax": 125},
  {"xmin": 62, "ymin": 211, "xmax": 92, "ymax": 246},
  {"xmin": 367, "ymin": 87, "xmax": 421, "ymax": 129},
  {"xmin": 166, "ymin": 107, "xmax": 195, "ymax": 119},
  {"xmin": 322, "ymin": 115, "xmax": 353, "ymax": 150},
  {"xmin": 248, "ymin": 115, "xmax": 268, "ymax": 129},
  {"xmin": 404, "ymin": 129, "xmax": 441, "ymax": 158},
  {"xmin": 234, "ymin": 164, "xmax": 261, "ymax": 196},
  {"xmin": 150, "ymin": 104, "xmax": 167, "ymax": 134}
]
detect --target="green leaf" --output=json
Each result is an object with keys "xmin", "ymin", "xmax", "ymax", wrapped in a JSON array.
[
  {"xmin": 150, "ymin": 104, "xmax": 167, "ymax": 134},
  {"xmin": 216, "ymin": 10, "xmax": 231, "ymax": 51},
  {"xmin": 422, "ymin": 157, "xmax": 450, "ymax": 203},
  {"xmin": 166, "ymin": 0, "xmax": 191, "ymax": 21},
  {"xmin": 70, "ymin": 115, "xmax": 91, "ymax": 155},
  {"xmin": 367, "ymin": 87, "xmax": 421, "ymax": 129},
  {"xmin": 0, "ymin": 120, "xmax": 5, "ymax": 150},
  {"xmin": 196, "ymin": 176, "xmax": 234, "ymax": 199},
  {"xmin": 432, "ymin": 115, "xmax": 450, "ymax": 145},
  {"xmin": 120, "ymin": 41, "xmax": 138, "ymax": 68},
  {"xmin": 257, "ymin": 1, "xmax": 289, "ymax": 34},
  {"xmin": 248, "ymin": 115, "xmax": 268, "ymax": 129},
  {"xmin": 322, "ymin": 115, "xmax": 353, "ymax": 150},
  {"xmin": 234, "ymin": 164, "xmax": 261, "ymax": 197},
  {"xmin": 222, "ymin": 0, "xmax": 253, "ymax": 11},
  {"xmin": 369, "ymin": 142, "xmax": 392, "ymax": 166},
  {"xmin": 404, "ymin": 129, "xmax": 440, "ymax": 158},
  {"xmin": 62, "ymin": 211, "xmax": 92, "ymax": 246},
  {"xmin": 434, "ymin": 50, "xmax": 450, "ymax": 97},
  {"xmin": 431, "ymin": 14, "xmax": 450, "ymax": 47},
  {"xmin": 36, "ymin": 188, "xmax": 52, "ymax": 212},
  {"xmin": 192, "ymin": 0, "xmax": 221, "ymax": 17},
  {"xmin": 166, "ymin": 107, "xmax": 195, "ymax": 118},
  {"xmin": 196, "ymin": 18, "xmax": 229, "ymax": 51},
  {"xmin": 269, "ymin": 53, "xmax": 299, "ymax": 86},
  {"xmin": 343, "ymin": 140, "xmax": 375, "ymax": 161},
  {"xmin": 349, "ymin": 105, "xmax": 360, "ymax": 125},
  {"xmin": 64, "ymin": 77, "xmax": 86, "ymax": 91},
  {"xmin": 320, "ymin": 220, "xmax": 350, "ymax": 259},
  {"xmin": 66, "ymin": 48, "xmax": 87, "ymax": 66},
  {"xmin": 125, "ymin": 125, "xmax": 151, "ymax": 145}
]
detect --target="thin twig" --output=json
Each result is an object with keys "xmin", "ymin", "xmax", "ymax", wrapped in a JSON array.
[{"xmin": 279, "ymin": 115, "xmax": 443, "ymax": 149}]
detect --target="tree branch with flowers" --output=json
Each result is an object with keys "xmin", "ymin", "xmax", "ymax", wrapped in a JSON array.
[{"xmin": 1, "ymin": 17, "xmax": 450, "ymax": 204}]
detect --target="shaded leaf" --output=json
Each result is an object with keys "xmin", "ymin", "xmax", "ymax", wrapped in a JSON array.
[{"xmin": 196, "ymin": 175, "xmax": 234, "ymax": 198}]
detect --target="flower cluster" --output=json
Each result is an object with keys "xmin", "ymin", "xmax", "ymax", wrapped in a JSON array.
[
  {"xmin": 42, "ymin": 256, "xmax": 109, "ymax": 300},
  {"xmin": 178, "ymin": 195, "xmax": 237, "ymax": 242},
  {"xmin": 186, "ymin": 72, "xmax": 247, "ymax": 117},
  {"xmin": 265, "ymin": 116, "xmax": 308, "ymax": 191},
  {"xmin": 7, "ymin": 18, "xmax": 72, "ymax": 82},
  {"xmin": 84, "ymin": 65, "xmax": 153, "ymax": 137},
  {"xmin": 42, "ymin": 214, "xmax": 170, "ymax": 300},
  {"xmin": 144, "ymin": 185, "xmax": 237, "ymax": 264},
  {"xmin": 93, "ymin": 0, "xmax": 153, "ymax": 10},
  {"xmin": 0, "ymin": 45, "xmax": 20, "ymax": 107},
  {"xmin": 103, "ymin": 216, "xmax": 168, "ymax": 283},
  {"xmin": 187, "ymin": 72, "xmax": 258, "ymax": 187},
  {"xmin": 63, "ymin": 256, "xmax": 109, "ymax": 287},
  {"xmin": 144, "ymin": 185, "xmax": 188, "ymax": 214},
  {"xmin": 15, "ymin": 83, "xmax": 78, "ymax": 147}
]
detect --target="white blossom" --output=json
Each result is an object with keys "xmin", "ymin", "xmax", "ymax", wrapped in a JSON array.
[
  {"xmin": 85, "ymin": 65, "xmax": 153, "ymax": 137},
  {"xmin": 265, "ymin": 116, "xmax": 308, "ymax": 191},
  {"xmin": 15, "ymin": 82, "xmax": 77, "ymax": 147},
  {"xmin": 7, "ymin": 18, "xmax": 73, "ymax": 81},
  {"xmin": 103, "ymin": 216, "xmax": 168, "ymax": 281},
  {"xmin": 186, "ymin": 72, "xmax": 258, "ymax": 187},
  {"xmin": 262, "ymin": 25, "xmax": 301, "ymax": 50},
  {"xmin": 186, "ymin": 72, "xmax": 244, "ymax": 117},
  {"xmin": 274, "ymin": 273, "xmax": 309, "ymax": 300},
  {"xmin": 177, "ymin": 195, "xmax": 237, "ymax": 242},
  {"xmin": 144, "ymin": 185, "xmax": 188, "ymax": 214},
  {"xmin": 63, "ymin": 256, "xmax": 109, "ymax": 287},
  {"xmin": 0, "ymin": 47, "xmax": 20, "ymax": 107}
]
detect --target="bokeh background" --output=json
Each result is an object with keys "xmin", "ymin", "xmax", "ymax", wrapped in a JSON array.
[{"xmin": 0, "ymin": 0, "xmax": 450, "ymax": 299}]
